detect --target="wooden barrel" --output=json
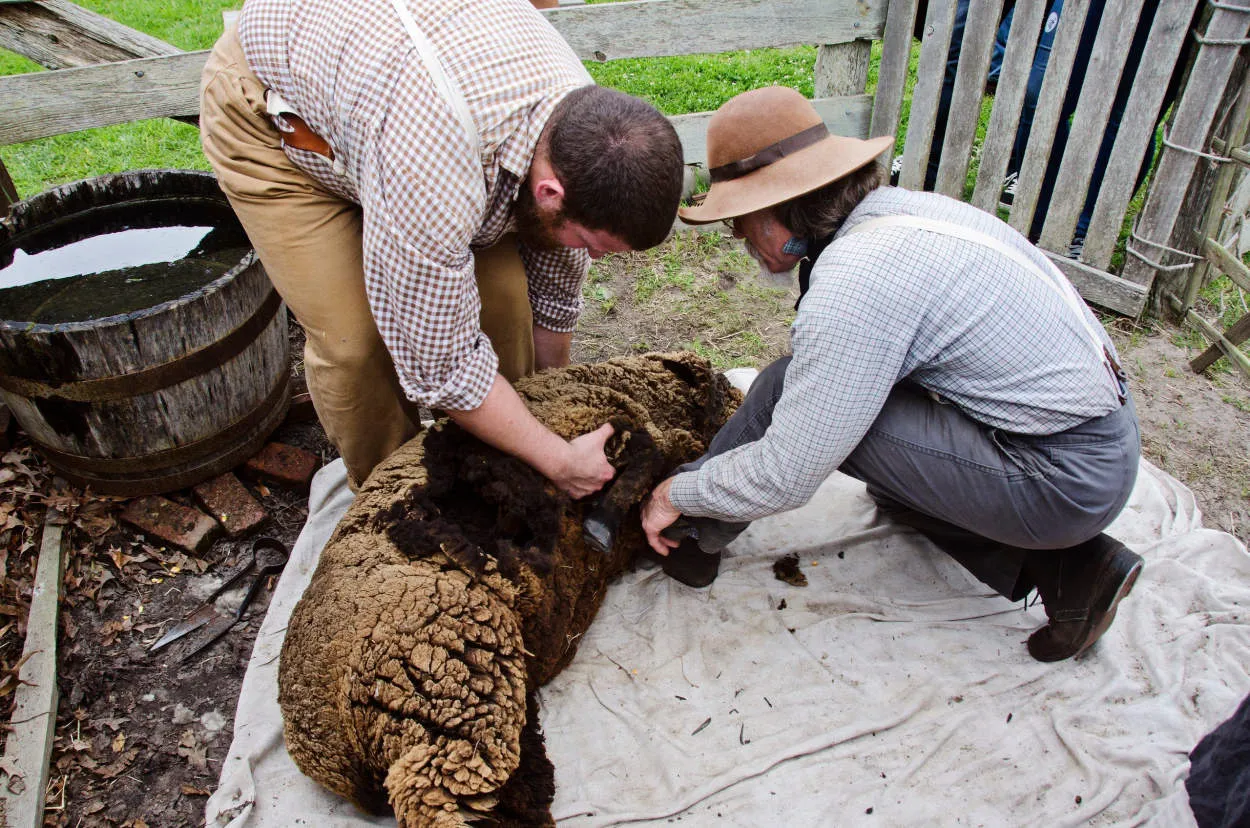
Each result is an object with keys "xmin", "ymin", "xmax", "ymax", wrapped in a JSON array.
[{"xmin": 0, "ymin": 170, "xmax": 289, "ymax": 495}]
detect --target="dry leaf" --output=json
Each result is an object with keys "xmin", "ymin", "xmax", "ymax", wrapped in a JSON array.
[
  {"xmin": 111, "ymin": 732, "xmax": 126, "ymax": 753},
  {"xmin": 95, "ymin": 747, "xmax": 137, "ymax": 779},
  {"xmin": 180, "ymin": 784, "xmax": 211, "ymax": 796},
  {"xmin": 177, "ymin": 730, "xmax": 208, "ymax": 770}
]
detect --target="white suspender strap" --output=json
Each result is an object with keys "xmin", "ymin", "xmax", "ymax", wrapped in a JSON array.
[
  {"xmin": 390, "ymin": 0, "xmax": 482, "ymax": 160},
  {"xmin": 844, "ymin": 214, "xmax": 1126, "ymax": 402}
]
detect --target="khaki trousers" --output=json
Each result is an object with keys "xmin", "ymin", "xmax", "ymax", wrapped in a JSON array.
[{"xmin": 199, "ymin": 26, "xmax": 534, "ymax": 488}]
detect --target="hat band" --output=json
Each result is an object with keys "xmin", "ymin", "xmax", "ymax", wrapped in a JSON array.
[{"xmin": 708, "ymin": 123, "xmax": 830, "ymax": 183}]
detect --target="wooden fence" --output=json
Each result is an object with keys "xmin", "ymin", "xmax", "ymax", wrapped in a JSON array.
[{"xmin": 1, "ymin": 0, "xmax": 1248, "ymax": 319}]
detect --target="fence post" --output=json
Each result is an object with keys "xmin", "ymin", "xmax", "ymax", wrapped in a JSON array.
[{"xmin": 814, "ymin": 42, "xmax": 871, "ymax": 99}]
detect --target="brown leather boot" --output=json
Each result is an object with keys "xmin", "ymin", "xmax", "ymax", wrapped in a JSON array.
[{"xmin": 1025, "ymin": 534, "xmax": 1143, "ymax": 662}]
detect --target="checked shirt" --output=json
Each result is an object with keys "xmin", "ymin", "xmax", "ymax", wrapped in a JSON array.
[
  {"xmin": 669, "ymin": 187, "xmax": 1125, "ymax": 523},
  {"xmin": 238, "ymin": 0, "xmax": 593, "ymax": 410}
]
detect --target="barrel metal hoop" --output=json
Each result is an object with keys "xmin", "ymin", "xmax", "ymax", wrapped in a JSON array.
[
  {"xmin": 36, "ymin": 372, "xmax": 290, "ymax": 476},
  {"xmin": 0, "ymin": 290, "xmax": 284, "ymax": 401}
]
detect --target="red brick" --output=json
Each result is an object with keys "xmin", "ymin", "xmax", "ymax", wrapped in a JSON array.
[
  {"xmin": 242, "ymin": 442, "xmax": 319, "ymax": 489},
  {"xmin": 193, "ymin": 473, "xmax": 268, "ymax": 537},
  {"xmin": 121, "ymin": 496, "xmax": 220, "ymax": 555}
]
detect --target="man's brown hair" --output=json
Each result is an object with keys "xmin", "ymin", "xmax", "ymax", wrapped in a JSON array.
[
  {"xmin": 545, "ymin": 85, "xmax": 684, "ymax": 250},
  {"xmin": 776, "ymin": 162, "xmax": 884, "ymax": 240}
]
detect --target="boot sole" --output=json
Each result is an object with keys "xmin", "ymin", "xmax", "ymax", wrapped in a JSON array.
[
  {"xmin": 1029, "ymin": 551, "xmax": 1143, "ymax": 662},
  {"xmin": 1076, "ymin": 557, "xmax": 1141, "ymax": 658}
]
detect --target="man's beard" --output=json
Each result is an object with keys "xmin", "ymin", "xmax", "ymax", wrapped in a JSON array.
[
  {"xmin": 514, "ymin": 185, "xmax": 566, "ymax": 251},
  {"xmin": 744, "ymin": 238, "xmax": 796, "ymax": 287}
]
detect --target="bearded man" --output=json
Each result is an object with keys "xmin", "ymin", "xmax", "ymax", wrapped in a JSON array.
[
  {"xmin": 641, "ymin": 86, "xmax": 1142, "ymax": 663},
  {"xmin": 201, "ymin": 0, "xmax": 684, "ymax": 492}
]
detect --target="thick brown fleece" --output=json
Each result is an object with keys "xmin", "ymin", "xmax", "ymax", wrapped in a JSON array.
[{"xmin": 278, "ymin": 352, "xmax": 741, "ymax": 827}]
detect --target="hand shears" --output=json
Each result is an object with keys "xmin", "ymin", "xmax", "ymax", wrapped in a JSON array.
[{"xmin": 148, "ymin": 537, "xmax": 288, "ymax": 661}]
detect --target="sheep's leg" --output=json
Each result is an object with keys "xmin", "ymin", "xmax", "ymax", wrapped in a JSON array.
[
  {"xmin": 582, "ymin": 421, "xmax": 662, "ymax": 554},
  {"xmin": 483, "ymin": 690, "xmax": 557, "ymax": 827}
]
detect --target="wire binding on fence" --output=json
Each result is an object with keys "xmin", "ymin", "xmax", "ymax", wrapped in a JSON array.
[
  {"xmin": 1125, "ymin": 225, "xmax": 1205, "ymax": 274},
  {"xmin": 1206, "ymin": 0, "xmax": 1250, "ymax": 13},
  {"xmin": 1192, "ymin": 32, "xmax": 1250, "ymax": 46},
  {"xmin": 1161, "ymin": 129, "xmax": 1235, "ymax": 163}
]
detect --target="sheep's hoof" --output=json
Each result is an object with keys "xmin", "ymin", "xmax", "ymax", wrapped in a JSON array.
[
  {"xmin": 658, "ymin": 538, "xmax": 721, "ymax": 588},
  {"xmin": 582, "ymin": 509, "xmax": 618, "ymax": 555}
]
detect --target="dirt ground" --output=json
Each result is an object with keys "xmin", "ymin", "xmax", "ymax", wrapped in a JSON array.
[{"xmin": 0, "ymin": 229, "xmax": 1246, "ymax": 827}]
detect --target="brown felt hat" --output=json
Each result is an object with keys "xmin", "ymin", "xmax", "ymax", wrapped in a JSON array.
[{"xmin": 678, "ymin": 86, "xmax": 893, "ymax": 225}]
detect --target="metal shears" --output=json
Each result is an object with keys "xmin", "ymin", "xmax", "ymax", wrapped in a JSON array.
[{"xmin": 148, "ymin": 536, "xmax": 288, "ymax": 661}]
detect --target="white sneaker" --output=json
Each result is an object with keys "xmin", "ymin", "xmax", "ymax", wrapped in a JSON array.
[
  {"xmin": 1000, "ymin": 171, "xmax": 1018, "ymax": 206},
  {"xmin": 890, "ymin": 155, "xmax": 903, "ymax": 185}
]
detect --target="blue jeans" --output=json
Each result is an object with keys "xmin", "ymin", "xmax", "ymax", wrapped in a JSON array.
[
  {"xmin": 679, "ymin": 357, "xmax": 1140, "ymax": 600},
  {"xmin": 928, "ymin": 0, "xmax": 1161, "ymax": 243},
  {"xmin": 1007, "ymin": 0, "xmax": 1159, "ymax": 241}
]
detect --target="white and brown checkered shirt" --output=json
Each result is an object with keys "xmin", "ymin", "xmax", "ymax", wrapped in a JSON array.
[{"xmin": 238, "ymin": 0, "xmax": 593, "ymax": 409}]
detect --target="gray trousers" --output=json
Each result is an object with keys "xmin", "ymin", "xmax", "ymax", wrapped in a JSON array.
[{"xmin": 681, "ymin": 357, "xmax": 1140, "ymax": 600}]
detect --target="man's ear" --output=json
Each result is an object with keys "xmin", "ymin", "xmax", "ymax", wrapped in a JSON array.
[{"xmin": 532, "ymin": 176, "xmax": 565, "ymax": 211}]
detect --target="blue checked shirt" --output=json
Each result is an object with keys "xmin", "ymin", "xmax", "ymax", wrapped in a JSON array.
[
  {"xmin": 238, "ymin": 0, "xmax": 592, "ymax": 411},
  {"xmin": 668, "ymin": 187, "xmax": 1124, "ymax": 522}
]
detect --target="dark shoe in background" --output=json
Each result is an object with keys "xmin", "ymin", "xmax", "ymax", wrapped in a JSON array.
[{"xmin": 1025, "ymin": 534, "xmax": 1143, "ymax": 662}]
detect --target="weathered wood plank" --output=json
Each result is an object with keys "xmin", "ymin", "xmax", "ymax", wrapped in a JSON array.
[
  {"xmin": 0, "ymin": 516, "xmax": 66, "ymax": 828},
  {"xmin": 0, "ymin": 0, "xmax": 178, "ymax": 69},
  {"xmin": 971, "ymin": 0, "xmax": 1048, "ymax": 212},
  {"xmin": 1190, "ymin": 310, "xmax": 1250, "ymax": 373},
  {"xmin": 1200, "ymin": 237, "xmax": 1250, "ymax": 295},
  {"xmin": 898, "ymin": 0, "xmax": 957, "ymax": 190},
  {"xmin": 543, "ymin": 0, "xmax": 886, "ymax": 62},
  {"xmin": 0, "ymin": 157, "xmax": 17, "ymax": 208},
  {"xmin": 1121, "ymin": 0, "xmax": 1250, "ymax": 288},
  {"xmin": 1046, "ymin": 252, "xmax": 1149, "ymax": 317},
  {"xmin": 813, "ymin": 41, "xmax": 870, "ymax": 98},
  {"xmin": 934, "ymin": 0, "xmax": 1004, "ymax": 198},
  {"xmin": 0, "ymin": 50, "xmax": 206, "ymax": 144},
  {"xmin": 1080, "ymin": 0, "xmax": 1196, "ymax": 269},
  {"xmin": 1008, "ymin": 0, "xmax": 1092, "ymax": 238},
  {"xmin": 869, "ymin": 0, "xmax": 919, "ymax": 156},
  {"xmin": 673, "ymin": 94, "xmax": 873, "ymax": 165},
  {"xmin": 1036, "ymin": 0, "xmax": 1145, "ymax": 253},
  {"xmin": 1169, "ymin": 293, "xmax": 1250, "ymax": 379}
]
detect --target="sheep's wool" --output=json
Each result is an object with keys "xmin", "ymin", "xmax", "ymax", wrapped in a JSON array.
[{"xmin": 278, "ymin": 352, "xmax": 741, "ymax": 827}]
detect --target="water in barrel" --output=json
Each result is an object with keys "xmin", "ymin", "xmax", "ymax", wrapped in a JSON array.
[{"xmin": 0, "ymin": 198, "xmax": 251, "ymax": 324}]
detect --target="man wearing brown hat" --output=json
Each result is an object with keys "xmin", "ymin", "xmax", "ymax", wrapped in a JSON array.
[
  {"xmin": 640, "ymin": 86, "xmax": 1143, "ymax": 663},
  {"xmin": 200, "ymin": 0, "xmax": 684, "ymax": 494}
]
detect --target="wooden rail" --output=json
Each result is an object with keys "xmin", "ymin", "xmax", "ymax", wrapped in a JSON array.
[{"xmin": 1, "ymin": 0, "xmax": 1243, "ymax": 319}]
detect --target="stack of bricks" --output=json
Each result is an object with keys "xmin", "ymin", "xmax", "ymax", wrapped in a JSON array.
[{"xmin": 120, "ymin": 441, "xmax": 320, "ymax": 554}]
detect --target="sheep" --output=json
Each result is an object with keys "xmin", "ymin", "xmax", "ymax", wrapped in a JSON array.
[{"xmin": 277, "ymin": 351, "xmax": 742, "ymax": 827}]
